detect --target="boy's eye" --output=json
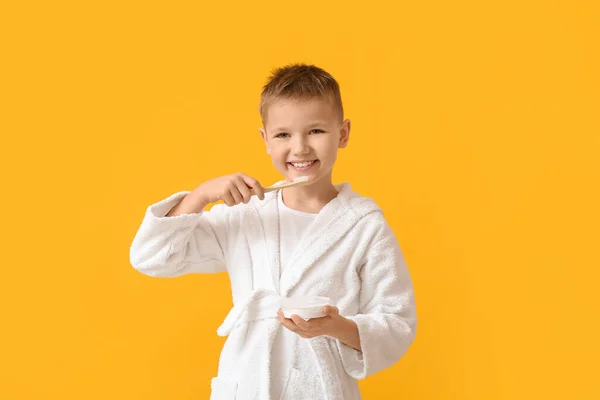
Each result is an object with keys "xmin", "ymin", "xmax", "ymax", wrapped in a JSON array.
[
  {"xmin": 275, "ymin": 133, "xmax": 290, "ymax": 138},
  {"xmin": 310, "ymin": 129, "xmax": 324, "ymax": 134}
]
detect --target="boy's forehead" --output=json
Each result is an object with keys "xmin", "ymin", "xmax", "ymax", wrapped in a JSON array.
[{"xmin": 265, "ymin": 97, "xmax": 338, "ymax": 126}]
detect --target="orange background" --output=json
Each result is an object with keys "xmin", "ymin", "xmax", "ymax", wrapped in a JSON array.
[{"xmin": 1, "ymin": 1, "xmax": 599, "ymax": 399}]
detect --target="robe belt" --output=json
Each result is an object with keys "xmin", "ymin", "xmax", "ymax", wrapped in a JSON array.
[
  {"xmin": 217, "ymin": 289, "xmax": 282, "ymax": 337},
  {"xmin": 216, "ymin": 289, "xmax": 345, "ymax": 400}
]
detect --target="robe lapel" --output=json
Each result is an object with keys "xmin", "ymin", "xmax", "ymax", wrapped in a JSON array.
[
  {"xmin": 244, "ymin": 193, "xmax": 281, "ymax": 292},
  {"xmin": 279, "ymin": 183, "xmax": 381, "ymax": 296}
]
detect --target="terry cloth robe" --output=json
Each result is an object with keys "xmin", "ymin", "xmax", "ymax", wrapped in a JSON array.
[{"xmin": 129, "ymin": 182, "xmax": 417, "ymax": 400}]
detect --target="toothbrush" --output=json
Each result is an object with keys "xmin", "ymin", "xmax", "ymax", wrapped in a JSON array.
[{"xmin": 262, "ymin": 176, "xmax": 310, "ymax": 193}]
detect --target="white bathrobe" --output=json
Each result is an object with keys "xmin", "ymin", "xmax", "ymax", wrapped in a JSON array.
[{"xmin": 129, "ymin": 182, "xmax": 417, "ymax": 400}]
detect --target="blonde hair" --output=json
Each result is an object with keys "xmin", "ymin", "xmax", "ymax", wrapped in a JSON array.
[{"xmin": 259, "ymin": 63, "xmax": 344, "ymax": 122}]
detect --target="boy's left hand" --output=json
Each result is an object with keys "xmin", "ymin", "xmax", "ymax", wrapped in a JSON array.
[{"xmin": 277, "ymin": 306, "xmax": 361, "ymax": 351}]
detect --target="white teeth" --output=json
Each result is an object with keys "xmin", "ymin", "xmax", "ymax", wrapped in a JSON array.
[{"xmin": 291, "ymin": 161, "xmax": 314, "ymax": 168}]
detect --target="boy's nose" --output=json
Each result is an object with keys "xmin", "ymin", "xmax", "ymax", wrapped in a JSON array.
[{"xmin": 292, "ymin": 136, "xmax": 310, "ymax": 154}]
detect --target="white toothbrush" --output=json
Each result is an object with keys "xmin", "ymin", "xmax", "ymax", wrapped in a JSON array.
[{"xmin": 263, "ymin": 176, "xmax": 310, "ymax": 193}]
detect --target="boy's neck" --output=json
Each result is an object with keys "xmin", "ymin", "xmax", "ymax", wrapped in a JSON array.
[{"xmin": 281, "ymin": 177, "xmax": 339, "ymax": 214}]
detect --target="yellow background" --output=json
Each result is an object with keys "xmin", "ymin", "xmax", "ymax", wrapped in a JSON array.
[{"xmin": 1, "ymin": 0, "xmax": 599, "ymax": 399}]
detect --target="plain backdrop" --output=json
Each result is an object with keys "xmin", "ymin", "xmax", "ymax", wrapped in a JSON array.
[{"xmin": 1, "ymin": 1, "xmax": 598, "ymax": 399}]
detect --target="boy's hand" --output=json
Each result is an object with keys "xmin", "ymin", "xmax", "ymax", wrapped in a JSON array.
[
  {"xmin": 166, "ymin": 173, "xmax": 265, "ymax": 216},
  {"xmin": 194, "ymin": 173, "xmax": 265, "ymax": 207},
  {"xmin": 277, "ymin": 306, "xmax": 362, "ymax": 351}
]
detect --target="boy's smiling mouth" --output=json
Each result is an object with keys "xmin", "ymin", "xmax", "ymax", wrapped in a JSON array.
[{"xmin": 288, "ymin": 160, "xmax": 318, "ymax": 170}]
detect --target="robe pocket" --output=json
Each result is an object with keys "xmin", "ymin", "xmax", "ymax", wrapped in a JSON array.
[
  {"xmin": 279, "ymin": 367, "xmax": 302, "ymax": 400},
  {"xmin": 210, "ymin": 376, "xmax": 238, "ymax": 400}
]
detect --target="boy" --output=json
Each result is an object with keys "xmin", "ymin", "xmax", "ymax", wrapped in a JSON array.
[{"xmin": 130, "ymin": 64, "xmax": 417, "ymax": 399}]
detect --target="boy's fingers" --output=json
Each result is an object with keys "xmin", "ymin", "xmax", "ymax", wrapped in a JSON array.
[
  {"xmin": 278, "ymin": 313, "xmax": 318, "ymax": 338},
  {"xmin": 255, "ymin": 184, "xmax": 265, "ymax": 200},
  {"xmin": 323, "ymin": 305, "xmax": 339, "ymax": 316},
  {"xmin": 277, "ymin": 310, "xmax": 309, "ymax": 335},
  {"xmin": 235, "ymin": 177, "xmax": 252, "ymax": 203},
  {"xmin": 222, "ymin": 191, "xmax": 235, "ymax": 207},
  {"xmin": 280, "ymin": 318, "xmax": 300, "ymax": 333},
  {"xmin": 229, "ymin": 187, "xmax": 243, "ymax": 204},
  {"xmin": 291, "ymin": 315, "xmax": 310, "ymax": 331},
  {"xmin": 242, "ymin": 174, "xmax": 265, "ymax": 200},
  {"xmin": 277, "ymin": 308, "xmax": 286, "ymax": 322}
]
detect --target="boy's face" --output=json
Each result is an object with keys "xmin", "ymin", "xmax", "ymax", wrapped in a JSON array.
[{"xmin": 260, "ymin": 97, "xmax": 350, "ymax": 186}]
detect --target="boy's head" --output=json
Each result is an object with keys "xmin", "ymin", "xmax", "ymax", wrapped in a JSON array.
[
  {"xmin": 259, "ymin": 64, "xmax": 344, "ymax": 123},
  {"xmin": 259, "ymin": 64, "xmax": 350, "ymax": 187}
]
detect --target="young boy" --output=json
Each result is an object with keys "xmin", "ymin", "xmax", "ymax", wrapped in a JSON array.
[{"xmin": 130, "ymin": 64, "xmax": 417, "ymax": 400}]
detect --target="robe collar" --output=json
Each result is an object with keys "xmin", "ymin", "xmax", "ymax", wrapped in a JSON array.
[{"xmin": 246, "ymin": 182, "xmax": 382, "ymax": 295}]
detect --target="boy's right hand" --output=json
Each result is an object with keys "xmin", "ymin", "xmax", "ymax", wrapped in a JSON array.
[
  {"xmin": 167, "ymin": 173, "xmax": 265, "ymax": 217},
  {"xmin": 194, "ymin": 173, "xmax": 265, "ymax": 206}
]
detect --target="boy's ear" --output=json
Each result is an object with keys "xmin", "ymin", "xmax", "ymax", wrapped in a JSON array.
[
  {"xmin": 339, "ymin": 119, "xmax": 351, "ymax": 148},
  {"xmin": 259, "ymin": 128, "xmax": 271, "ymax": 154}
]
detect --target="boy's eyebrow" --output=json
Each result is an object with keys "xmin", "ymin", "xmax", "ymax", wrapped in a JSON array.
[{"xmin": 271, "ymin": 122, "xmax": 329, "ymax": 132}]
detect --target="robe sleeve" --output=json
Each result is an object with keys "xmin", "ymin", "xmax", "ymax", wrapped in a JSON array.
[
  {"xmin": 336, "ymin": 223, "xmax": 417, "ymax": 379},
  {"xmin": 129, "ymin": 191, "xmax": 229, "ymax": 277}
]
